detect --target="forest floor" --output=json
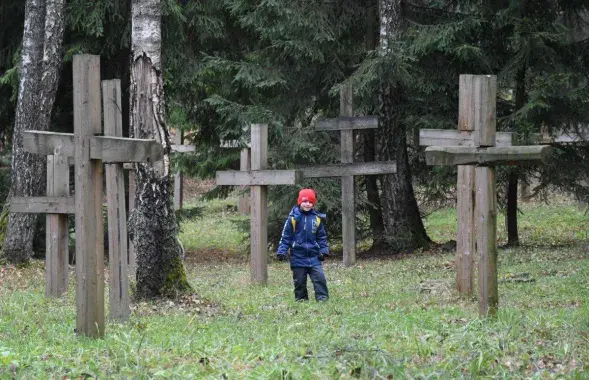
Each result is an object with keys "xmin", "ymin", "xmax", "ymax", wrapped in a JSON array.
[{"xmin": 0, "ymin": 183, "xmax": 588, "ymax": 378}]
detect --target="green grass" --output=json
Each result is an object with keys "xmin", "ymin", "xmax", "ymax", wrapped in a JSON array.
[{"xmin": 0, "ymin": 198, "xmax": 588, "ymax": 378}]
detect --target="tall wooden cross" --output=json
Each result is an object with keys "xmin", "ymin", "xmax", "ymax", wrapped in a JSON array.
[
  {"xmin": 216, "ymin": 124, "xmax": 302, "ymax": 284},
  {"xmin": 315, "ymin": 85, "xmax": 397, "ymax": 266},
  {"xmin": 424, "ymin": 74, "xmax": 552, "ymax": 317},
  {"xmin": 9, "ymin": 55, "xmax": 163, "ymax": 337}
]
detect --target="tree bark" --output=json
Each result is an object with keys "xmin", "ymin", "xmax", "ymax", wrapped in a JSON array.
[
  {"xmin": 130, "ymin": 0, "xmax": 191, "ymax": 299},
  {"xmin": 364, "ymin": 0, "xmax": 386, "ymax": 250},
  {"xmin": 377, "ymin": 0, "xmax": 430, "ymax": 252},
  {"xmin": 506, "ymin": 66, "xmax": 526, "ymax": 247},
  {"xmin": 2, "ymin": 0, "xmax": 46, "ymax": 264}
]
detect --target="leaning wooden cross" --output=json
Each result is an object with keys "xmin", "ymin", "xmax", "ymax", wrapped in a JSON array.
[
  {"xmin": 9, "ymin": 55, "xmax": 163, "ymax": 337},
  {"xmin": 314, "ymin": 85, "xmax": 397, "ymax": 266},
  {"xmin": 216, "ymin": 124, "xmax": 303, "ymax": 284},
  {"xmin": 424, "ymin": 74, "xmax": 552, "ymax": 317}
]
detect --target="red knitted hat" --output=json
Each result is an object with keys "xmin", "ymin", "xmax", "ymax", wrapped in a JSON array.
[{"xmin": 297, "ymin": 188, "xmax": 316, "ymax": 205}]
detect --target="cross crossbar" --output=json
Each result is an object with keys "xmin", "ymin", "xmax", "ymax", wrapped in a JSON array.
[
  {"xmin": 419, "ymin": 129, "xmax": 515, "ymax": 147},
  {"xmin": 10, "ymin": 196, "xmax": 75, "ymax": 214},
  {"xmin": 316, "ymin": 116, "xmax": 378, "ymax": 131},
  {"xmin": 216, "ymin": 170, "xmax": 302, "ymax": 186},
  {"xmin": 425, "ymin": 146, "xmax": 552, "ymax": 166},
  {"xmin": 23, "ymin": 131, "xmax": 164, "ymax": 163},
  {"xmin": 301, "ymin": 161, "xmax": 397, "ymax": 178}
]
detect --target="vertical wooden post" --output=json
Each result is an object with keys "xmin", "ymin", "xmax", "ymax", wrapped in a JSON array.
[
  {"xmin": 45, "ymin": 152, "xmax": 69, "ymax": 297},
  {"xmin": 340, "ymin": 85, "xmax": 356, "ymax": 266},
  {"xmin": 173, "ymin": 130, "xmax": 183, "ymax": 210},
  {"xmin": 238, "ymin": 147, "xmax": 251, "ymax": 214},
  {"xmin": 250, "ymin": 124, "xmax": 268, "ymax": 284},
  {"xmin": 73, "ymin": 55, "xmax": 105, "ymax": 337},
  {"xmin": 456, "ymin": 74, "xmax": 476, "ymax": 294},
  {"xmin": 476, "ymin": 166, "xmax": 498, "ymax": 316},
  {"xmin": 102, "ymin": 80, "xmax": 130, "ymax": 322},
  {"xmin": 128, "ymin": 170, "xmax": 137, "ymax": 278},
  {"xmin": 473, "ymin": 75, "xmax": 498, "ymax": 317}
]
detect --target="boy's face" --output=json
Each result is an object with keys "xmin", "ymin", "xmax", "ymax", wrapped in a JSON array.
[{"xmin": 300, "ymin": 200, "xmax": 313, "ymax": 212}]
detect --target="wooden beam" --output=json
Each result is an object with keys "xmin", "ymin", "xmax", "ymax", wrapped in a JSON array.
[
  {"xmin": 476, "ymin": 166, "xmax": 498, "ymax": 316},
  {"xmin": 102, "ymin": 79, "xmax": 130, "ymax": 323},
  {"xmin": 23, "ymin": 131, "xmax": 163, "ymax": 163},
  {"xmin": 316, "ymin": 116, "xmax": 378, "ymax": 131},
  {"xmin": 238, "ymin": 148, "xmax": 251, "ymax": 214},
  {"xmin": 128, "ymin": 170, "xmax": 137, "ymax": 278},
  {"xmin": 220, "ymin": 140, "xmax": 251, "ymax": 148},
  {"xmin": 10, "ymin": 196, "xmax": 75, "ymax": 214},
  {"xmin": 301, "ymin": 161, "xmax": 397, "ymax": 178},
  {"xmin": 340, "ymin": 85, "xmax": 356, "ymax": 266},
  {"xmin": 91, "ymin": 136, "xmax": 163, "ymax": 163},
  {"xmin": 23, "ymin": 131, "xmax": 74, "ymax": 156},
  {"xmin": 473, "ymin": 75, "xmax": 497, "ymax": 147},
  {"xmin": 250, "ymin": 124, "xmax": 268, "ymax": 284},
  {"xmin": 45, "ymin": 154, "xmax": 70, "ymax": 298},
  {"xmin": 456, "ymin": 165, "xmax": 475, "ymax": 294},
  {"xmin": 73, "ymin": 54, "xmax": 104, "ymax": 338},
  {"xmin": 425, "ymin": 146, "xmax": 552, "ymax": 166},
  {"xmin": 216, "ymin": 170, "xmax": 303, "ymax": 186},
  {"xmin": 419, "ymin": 129, "xmax": 514, "ymax": 147}
]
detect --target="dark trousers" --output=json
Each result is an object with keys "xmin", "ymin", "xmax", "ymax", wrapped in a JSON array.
[{"xmin": 292, "ymin": 266, "xmax": 329, "ymax": 301}]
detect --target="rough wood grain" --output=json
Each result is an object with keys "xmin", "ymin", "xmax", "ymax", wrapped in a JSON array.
[
  {"xmin": 473, "ymin": 75, "xmax": 497, "ymax": 147},
  {"xmin": 340, "ymin": 85, "xmax": 356, "ymax": 266},
  {"xmin": 419, "ymin": 129, "xmax": 514, "ymax": 147},
  {"xmin": 45, "ymin": 153, "xmax": 69, "ymax": 298},
  {"xmin": 301, "ymin": 161, "xmax": 397, "ymax": 178},
  {"xmin": 456, "ymin": 165, "xmax": 475, "ymax": 294},
  {"xmin": 238, "ymin": 148, "xmax": 251, "ymax": 214},
  {"xmin": 316, "ymin": 116, "xmax": 378, "ymax": 131},
  {"xmin": 475, "ymin": 166, "xmax": 498, "ymax": 316},
  {"xmin": 10, "ymin": 196, "xmax": 75, "ymax": 214},
  {"xmin": 23, "ymin": 131, "xmax": 163, "ymax": 163},
  {"xmin": 425, "ymin": 146, "xmax": 552, "ymax": 166},
  {"xmin": 102, "ymin": 79, "xmax": 130, "ymax": 322},
  {"xmin": 73, "ymin": 55, "xmax": 104, "ymax": 338},
  {"xmin": 216, "ymin": 170, "xmax": 303, "ymax": 186},
  {"xmin": 250, "ymin": 124, "xmax": 268, "ymax": 284},
  {"xmin": 458, "ymin": 74, "xmax": 475, "ymax": 131}
]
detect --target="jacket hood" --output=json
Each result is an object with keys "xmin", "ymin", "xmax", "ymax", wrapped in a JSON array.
[{"xmin": 288, "ymin": 206, "xmax": 326, "ymax": 219}]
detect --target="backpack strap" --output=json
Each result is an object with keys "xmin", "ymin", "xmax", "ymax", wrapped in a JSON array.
[{"xmin": 290, "ymin": 216, "xmax": 296, "ymax": 232}]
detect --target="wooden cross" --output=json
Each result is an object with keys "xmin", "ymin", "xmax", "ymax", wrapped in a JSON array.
[
  {"xmin": 216, "ymin": 124, "xmax": 302, "ymax": 284},
  {"xmin": 423, "ymin": 75, "xmax": 552, "ymax": 317},
  {"xmin": 9, "ymin": 55, "xmax": 163, "ymax": 337},
  {"xmin": 220, "ymin": 139, "xmax": 252, "ymax": 215},
  {"xmin": 315, "ymin": 85, "xmax": 397, "ymax": 266}
]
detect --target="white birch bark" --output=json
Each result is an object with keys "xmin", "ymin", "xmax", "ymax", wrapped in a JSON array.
[
  {"xmin": 2, "ymin": 0, "xmax": 47, "ymax": 264},
  {"xmin": 129, "ymin": 0, "xmax": 190, "ymax": 298}
]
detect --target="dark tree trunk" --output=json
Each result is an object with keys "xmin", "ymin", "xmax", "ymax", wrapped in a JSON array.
[
  {"xmin": 130, "ymin": 0, "xmax": 191, "ymax": 299},
  {"xmin": 506, "ymin": 66, "xmax": 526, "ymax": 247},
  {"xmin": 2, "ymin": 0, "xmax": 46, "ymax": 264},
  {"xmin": 364, "ymin": 0, "xmax": 386, "ymax": 250},
  {"xmin": 377, "ymin": 0, "xmax": 430, "ymax": 253}
]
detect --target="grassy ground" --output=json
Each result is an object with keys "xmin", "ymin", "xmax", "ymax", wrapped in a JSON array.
[{"xmin": 0, "ymin": 197, "xmax": 588, "ymax": 378}]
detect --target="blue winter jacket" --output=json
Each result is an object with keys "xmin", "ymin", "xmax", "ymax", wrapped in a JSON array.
[{"xmin": 276, "ymin": 206, "xmax": 329, "ymax": 267}]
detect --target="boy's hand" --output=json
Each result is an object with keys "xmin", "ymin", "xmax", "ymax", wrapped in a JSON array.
[
  {"xmin": 319, "ymin": 253, "xmax": 326, "ymax": 261},
  {"xmin": 277, "ymin": 254, "xmax": 287, "ymax": 261}
]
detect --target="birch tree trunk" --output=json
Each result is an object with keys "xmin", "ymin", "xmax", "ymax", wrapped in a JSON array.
[
  {"xmin": 377, "ymin": 0, "xmax": 430, "ymax": 252},
  {"xmin": 2, "ymin": 0, "xmax": 46, "ymax": 264},
  {"xmin": 129, "ymin": 0, "xmax": 191, "ymax": 299}
]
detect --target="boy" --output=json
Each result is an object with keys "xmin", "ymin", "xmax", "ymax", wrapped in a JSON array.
[{"xmin": 276, "ymin": 188, "xmax": 329, "ymax": 301}]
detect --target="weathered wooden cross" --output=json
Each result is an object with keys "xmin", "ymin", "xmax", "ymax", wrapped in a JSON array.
[
  {"xmin": 423, "ymin": 74, "xmax": 552, "ymax": 317},
  {"xmin": 216, "ymin": 124, "xmax": 303, "ymax": 284},
  {"xmin": 314, "ymin": 85, "xmax": 397, "ymax": 266},
  {"xmin": 9, "ymin": 55, "xmax": 163, "ymax": 337}
]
